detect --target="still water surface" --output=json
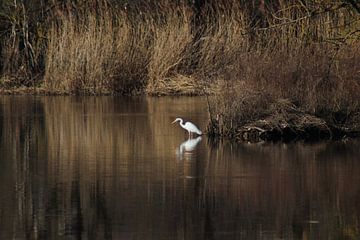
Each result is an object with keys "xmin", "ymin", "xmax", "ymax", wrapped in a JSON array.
[{"xmin": 0, "ymin": 96, "xmax": 360, "ymax": 240}]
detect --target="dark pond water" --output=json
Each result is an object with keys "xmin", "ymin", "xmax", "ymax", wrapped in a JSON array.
[{"xmin": 0, "ymin": 96, "xmax": 360, "ymax": 240}]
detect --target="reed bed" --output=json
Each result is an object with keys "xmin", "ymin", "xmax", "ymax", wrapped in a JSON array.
[
  {"xmin": 44, "ymin": 5, "xmax": 153, "ymax": 94},
  {"xmin": 146, "ymin": 3, "xmax": 195, "ymax": 95},
  {"xmin": 1, "ymin": 0, "xmax": 360, "ymax": 139}
]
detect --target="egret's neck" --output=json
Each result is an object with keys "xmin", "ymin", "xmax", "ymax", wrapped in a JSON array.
[{"xmin": 179, "ymin": 119, "xmax": 185, "ymax": 127}]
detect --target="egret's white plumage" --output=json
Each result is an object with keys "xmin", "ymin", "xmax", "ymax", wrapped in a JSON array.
[{"xmin": 172, "ymin": 117, "xmax": 202, "ymax": 138}]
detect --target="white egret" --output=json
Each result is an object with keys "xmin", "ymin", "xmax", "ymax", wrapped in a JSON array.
[{"xmin": 172, "ymin": 117, "xmax": 202, "ymax": 138}]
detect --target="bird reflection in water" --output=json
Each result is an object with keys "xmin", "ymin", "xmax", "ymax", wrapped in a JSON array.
[{"xmin": 176, "ymin": 136, "xmax": 202, "ymax": 161}]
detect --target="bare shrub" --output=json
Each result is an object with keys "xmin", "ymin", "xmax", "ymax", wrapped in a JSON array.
[
  {"xmin": 213, "ymin": 80, "xmax": 274, "ymax": 134},
  {"xmin": 210, "ymin": 1, "xmax": 360, "ymax": 130}
]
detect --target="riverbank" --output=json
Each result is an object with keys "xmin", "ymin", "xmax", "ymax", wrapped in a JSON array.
[
  {"xmin": 1, "ymin": 1, "xmax": 360, "ymax": 142},
  {"xmin": 1, "ymin": 1, "xmax": 359, "ymax": 94},
  {"xmin": 206, "ymin": 100, "xmax": 360, "ymax": 142},
  {"xmin": 0, "ymin": 86, "xmax": 51, "ymax": 95},
  {"xmin": 3, "ymin": 86, "xmax": 360, "ymax": 143}
]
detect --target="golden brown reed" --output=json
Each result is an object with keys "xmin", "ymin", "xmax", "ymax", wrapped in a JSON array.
[
  {"xmin": 146, "ymin": 3, "xmax": 195, "ymax": 95},
  {"xmin": 1, "ymin": 0, "xmax": 359, "ymax": 122},
  {"xmin": 195, "ymin": 1, "xmax": 250, "ymax": 81},
  {"xmin": 42, "ymin": 1, "xmax": 201, "ymax": 95},
  {"xmin": 44, "ymin": 9, "xmax": 151, "ymax": 94}
]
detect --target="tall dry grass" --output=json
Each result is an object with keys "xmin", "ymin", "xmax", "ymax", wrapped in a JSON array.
[
  {"xmin": 205, "ymin": 0, "xmax": 360, "ymax": 134},
  {"xmin": 44, "ymin": 6, "xmax": 154, "ymax": 94},
  {"xmin": 43, "ymin": 1, "xmax": 199, "ymax": 95},
  {"xmin": 1, "ymin": 0, "xmax": 359, "ymax": 115},
  {"xmin": 195, "ymin": 1, "xmax": 250, "ymax": 81},
  {"xmin": 146, "ymin": 4, "xmax": 195, "ymax": 95},
  {"xmin": 45, "ymin": 13, "xmax": 112, "ymax": 93}
]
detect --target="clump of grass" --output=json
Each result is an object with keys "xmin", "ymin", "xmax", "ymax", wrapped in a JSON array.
[
  {"xmin": 44, "ymin": 1, "xmax": 197, "ymax": 95},
  {"xmin": 146, "ymin": 3, "xmax": 195, "ymax": 95},
  {"xmin": 109, "ymin": 5, "xmax": 154, "ymax": 94},
  {"xmin": 195, "ymin": 0, "xmax": 250, "ymax": 81},
  {"xmin": 44, "ymin": 8, "xmax": 152, "ymax": 94},
  {"xmin": 45, "ymin": 13, "xmax": 109, "ymax": 93}
]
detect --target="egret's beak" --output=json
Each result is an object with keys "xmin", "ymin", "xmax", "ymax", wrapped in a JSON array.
[{"xmin": 171, "ymin": 120, "xmax": 176, "ymax": 124}]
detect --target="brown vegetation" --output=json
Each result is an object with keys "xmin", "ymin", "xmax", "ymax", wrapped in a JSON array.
[
  {"xmin": 1, "ymin": 0, "xmax": 360, "ymax": 140},
  {"xmin": 202, "ymin": 1, "xmax": 360, "ymax": 141},
  {"xmin": 44, "ymin": 3, "xmax": 153, "ymax": 94}
]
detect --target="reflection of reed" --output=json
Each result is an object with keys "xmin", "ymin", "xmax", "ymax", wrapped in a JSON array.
[
  {"xmin": 203, "ymin": 142, "xmax": 360, "ymax": 239},
  {"xmin": 41, "ymin": 96, "xmax": 210, "ymax": 239},
  {"xmin": 0, "ymin": 96, "xmax": 48, "ymax": 239},
  {"xmin": 1, "ymin": 96, "xmax": 360, "ymax": 239},
  {"xmin": 43, "ymin": 96, "xmax": 155, "ymax": 237}
]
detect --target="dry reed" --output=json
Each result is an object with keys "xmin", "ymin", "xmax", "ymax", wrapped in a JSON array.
[
  {"xmin": 205, "ymin": 0, "xmax": 360, "ymax": 135},
  {"xmin": 146, "ymin": 4, "xmax": 196, "ymax": 95},
  {"xmin": 44, "ymin": 8, "xmax": 152, "ymax": 94},
  {"xmin": 1, "ymin": 0, "xmax": 360, "ymax": 129}
]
